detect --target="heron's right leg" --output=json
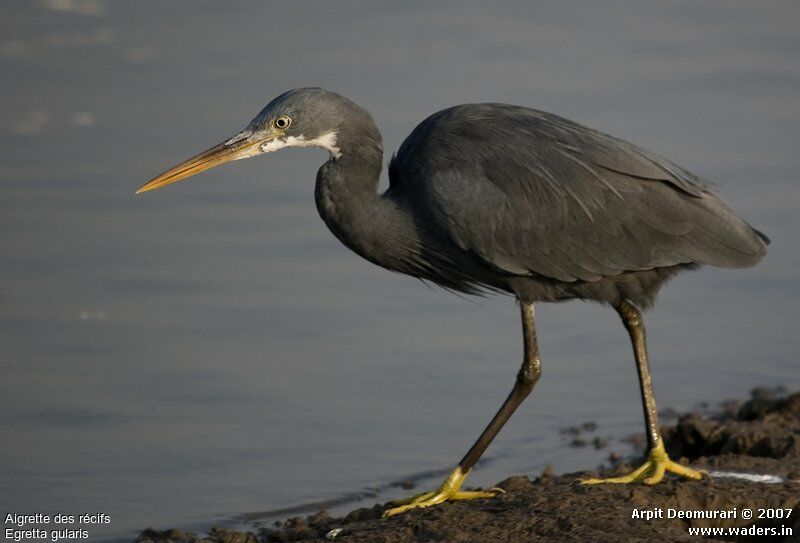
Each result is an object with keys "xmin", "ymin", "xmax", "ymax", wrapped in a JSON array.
[
  {"xmin": 384, "ymin": 301, "xmax": 542, "ymax": 517},
  {"xmin": 581, "ymin": 300, "xmax": 702, "ymax": 485}
]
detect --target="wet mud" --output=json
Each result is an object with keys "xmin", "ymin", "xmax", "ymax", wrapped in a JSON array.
[{"xmin": 138, "ymin": 388, "xmax": 800, "ymax": 542}]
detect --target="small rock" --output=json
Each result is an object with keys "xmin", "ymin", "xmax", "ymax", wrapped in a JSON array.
[
  {"xmin": 397, "ymin": 479, "xmax": 416, "ymax": 490},
  {"xmin": 496, "ymin": 475, "xmax": 534, "ymax": 492},
  {"xmin": 209, "ymin": 527, "xmax": 259, "ymax": 543},
  {"xmin": 307, "ymin": 510, "xmax": 331, "ymax": 529},
  {"xmin": 343, "ymin": 504, "xmax": 383, "ymax": 523},
  {"xmin": 561, "ymin": 425, "xmax": 581, "ymax": 436}
]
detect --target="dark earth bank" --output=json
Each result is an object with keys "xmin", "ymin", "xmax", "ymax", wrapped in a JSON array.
[{"xmin": 138, "ymin": 388, "xmax": 799, "ymax": 542}]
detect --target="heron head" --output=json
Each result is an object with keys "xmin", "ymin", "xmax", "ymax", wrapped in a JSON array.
[{"xmin": 136, "ymin": 87, "xmax": 376, "ymax": 194}]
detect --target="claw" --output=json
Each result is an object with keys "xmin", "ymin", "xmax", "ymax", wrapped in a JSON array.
[
  {"xmin": 383, "ymin": 467, "xmax": 504, "ymax": 517},
  {"xmin": 580, "ymin": 441, "xmax": 702, "ymax": 485}
]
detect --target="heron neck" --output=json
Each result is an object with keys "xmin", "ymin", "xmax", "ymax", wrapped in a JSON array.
[{"xmin": 314, "ymin": 149, "xmax": 414, "ymax": 270}]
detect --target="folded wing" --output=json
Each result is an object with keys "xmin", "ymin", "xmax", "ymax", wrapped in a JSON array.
[{"xmin": 390, "ymin": 104, "xmax": 767, "ymax": 283}]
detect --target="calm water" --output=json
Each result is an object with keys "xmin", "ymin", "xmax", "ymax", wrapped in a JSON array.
[{"xmin": 2, "ymin": 2, "xmax": 799, "ymax": 541}]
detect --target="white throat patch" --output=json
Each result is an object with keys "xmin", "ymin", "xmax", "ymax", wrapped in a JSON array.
[{"xmin": 260, "ymin": 132, "xmax": 341, "ymax": 159}]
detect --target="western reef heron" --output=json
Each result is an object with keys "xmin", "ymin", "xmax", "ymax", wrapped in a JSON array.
[{"xmin": 137, "ymin": 88, "xmax": 768, "ymax": 516}]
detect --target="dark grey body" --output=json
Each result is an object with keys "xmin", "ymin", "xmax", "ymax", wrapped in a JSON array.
[
  {"xmin": 143, "ymin": 88, "xmax": 770, "ymax": 510},
  {"xmin": 304, "ymin": 91, "xmax": 767, "ymax": 308},
  {"xmin": 300, "ymin": 89, "xmax": 768, "ymax": 497}
]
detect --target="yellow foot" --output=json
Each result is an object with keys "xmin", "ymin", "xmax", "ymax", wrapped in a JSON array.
[
  {"xmin": 581, "ymin": 441, "xmax": 703, "ymax": 485},
  {"xmin": 383, "ymin": 467, "xmax": 504, "ymax": 517}
]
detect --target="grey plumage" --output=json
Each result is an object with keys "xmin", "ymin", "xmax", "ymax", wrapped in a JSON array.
[
  {"xmin": 273, "ymin": 89, "xmax": 768, "ymax": 309},
  {"xmin": 139, "ymin": 88, "xmax": 770, "ymax": 512},
  {"xmin": 382, "ymin": 102, "xmax": 768, "ymax": 307},
  {"xmin": 152, "ymin": 87, "xmax": 768, "ymax": 307}
]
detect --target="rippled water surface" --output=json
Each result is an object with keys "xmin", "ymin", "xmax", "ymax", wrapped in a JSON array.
[{"xmin": 2, "ymin": 2, "xmax": 799, "ymax": 540}]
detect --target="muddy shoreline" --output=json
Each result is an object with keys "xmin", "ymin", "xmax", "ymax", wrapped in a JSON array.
[{"xmin": 138, "ymin": 389, "xmax": 800, "ymax": 542}]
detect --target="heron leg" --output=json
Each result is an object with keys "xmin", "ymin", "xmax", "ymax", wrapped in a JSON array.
[
  {"xmin": 581, "ymin": 300, "xmax": 702, "ymax": 485},
  {"xmin": 384, "ymin": 301, "xmax": 541, "ymax": 517}
]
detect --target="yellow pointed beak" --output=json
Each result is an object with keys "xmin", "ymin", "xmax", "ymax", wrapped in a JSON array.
[{"xmin": 136, "ymin": 131, "xmax": 267, "ymax": 194}]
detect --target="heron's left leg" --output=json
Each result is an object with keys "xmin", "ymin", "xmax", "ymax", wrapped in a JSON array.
[
  {"xmin": 581, "ymin": 300, "xmax": 702, "ymax": 485},
  {"xmin": 383, "ymin": 301, "xmax": 542, "ymax": 517}
]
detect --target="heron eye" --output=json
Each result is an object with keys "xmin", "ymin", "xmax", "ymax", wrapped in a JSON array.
[{"xmin": 275, "ymin": 116, "xmax": 292, "ymax": 129}]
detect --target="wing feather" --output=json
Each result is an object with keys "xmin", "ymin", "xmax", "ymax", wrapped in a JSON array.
[{"xmin": 389, "ymin": 104, "xmax": 767, "ymax": 283}]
